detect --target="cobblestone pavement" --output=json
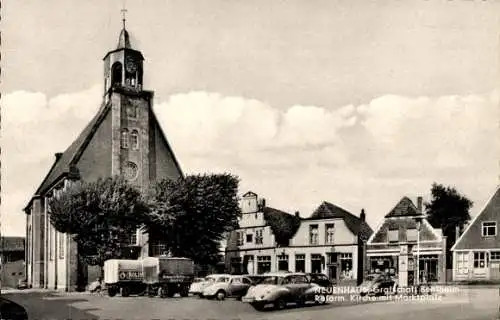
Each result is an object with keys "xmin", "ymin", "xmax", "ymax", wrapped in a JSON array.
[{"xmin": 2, "ymin": 287, "xmax": 499, "ymax": 320}]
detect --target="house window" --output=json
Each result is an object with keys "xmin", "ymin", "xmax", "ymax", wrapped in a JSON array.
[
  {"xmin": 295, "ymin": 254, "xmax": 305, "ymax": 272},
  {"xmin": 129, "ymin": 229, "xmax": 138, "ymax": 245},
  {"xmin": 309, "ymin": 225, "xmax": 319, "ymax": 245},
  {"xmin": 456, "ymin": 252, "xmax": 469, "ymax": 275},
  {"xmin": 255, "ymin": 229, "xmax": 263, "ymax": 244},
  {"xmin": 325, "ymin": 224, "xmax": 335, "ymax": 244},
  {"xmin": 59, "ymin": 232, "xmax": 65, "ymax": 259},
  {"xmin": 130, "ymin": 130, "xmax": 139, "ymax": 150},
  {"xmin": 482, "ymin": 222, "xmax": 497, "ymax": 237},
  {"xmin": 257, "ymin": 256, "xmax": 271, "ymax": 274},
  {"xmin": 120, "ymin": 129, "xmax": 129, "ymax": 148},
  {"xmin": 340, "ymin": 253, "xmax": 353, "ymax": 279},
  {"xmin": 236, "ymin": 232, "xmax": 243, "ymax": 246},
  {"xmin": 388, "ymin": 229, "xmax": 399, "ymax": 243},
  {"xmin": 491, "ymin": 251, "xmax": 500, "ymax": 261},
  {"xmin": 246, "ymin": 234, "xmax": 253, "ymax": 243},
  {"xmin": 473, "ymin": 252, "xmax": 488, "ymax": 268},
  {"xmin": 407, "ymin": 228, "xmax": 417, "ymax": 242}
]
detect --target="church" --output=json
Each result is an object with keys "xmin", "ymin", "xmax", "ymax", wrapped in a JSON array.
[{"xmin": 23, "ymin": 21, "xmax": 183, "ymax": 291}]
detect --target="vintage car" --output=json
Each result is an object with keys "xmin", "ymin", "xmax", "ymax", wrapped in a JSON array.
[
  {"xmin": 188, "ymin": 274, "xmax": 231, "ymax": 296},
  {"xmin": 359, "ymin": 273, "xmax": 397, "ymax": 297},
  {"xmin": 201, "ymin": 275, "xmax": 254, "ymax": 300},
  {"xmin": 241, "ymin": 272, "xmax": 327, "ymax": 311},
  {"xmin": 306, "ymin": 273, "xmax": 333, "ymax": 287},
  {"xmin": 0, "ymin": 297, "xmax": 28, "ymax": 320}
]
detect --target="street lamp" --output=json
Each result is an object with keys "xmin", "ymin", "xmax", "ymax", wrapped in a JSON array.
[{"xmin": 415, "ymin": 217, "xmax": 422, "ymax": 288}]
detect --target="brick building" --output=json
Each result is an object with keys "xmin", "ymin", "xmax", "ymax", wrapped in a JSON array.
[{"xmin": 23, "ymin": 24, "xmax": 183, "ymax": 291}]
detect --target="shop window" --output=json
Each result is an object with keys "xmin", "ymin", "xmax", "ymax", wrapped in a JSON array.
[
  {"xmin": 257, "ymin": 256, "xmax": 271, "ymax": 274},
  {"xmin": 311, "ymin": 254, "xmax": 323, "ymax": 273},
  {"xmin": 482, "ymin": 222, "xmax": 497, "ymax": 237},
  {"xmin": 340, "ymin": 253, "xmax": 353, "ymax": 279},
  {"xmin": 295, "ymin": 254, "xmax": 305, "ymax": 272},
  {"xmin": 277, "ymin": 255, "xmax": 289, "ymax": 271},
  {"xmin": 473, "ymin": 252, "xmax": 488, "ymax": 268}
]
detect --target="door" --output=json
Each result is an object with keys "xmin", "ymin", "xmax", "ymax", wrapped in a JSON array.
[{"xmin": 327, "ymin": 266, "xmax": 337, "ymax": 284}]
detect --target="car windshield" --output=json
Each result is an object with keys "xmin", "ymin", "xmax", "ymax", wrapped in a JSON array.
[{"xmin": 260, "ymin": 276, "xmax": 280, "ymax": 285}]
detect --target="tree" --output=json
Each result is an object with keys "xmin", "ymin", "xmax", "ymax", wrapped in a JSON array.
[
  {"xmin": 49, "ymin": 176, "xmax": 150, "ymax": 268},
  {"xmin": 425, "ymin": 183, "xmax": 473, "ymax": 268},
  {"xmin": 146, "ymin": 173, "xmax": 241, "ymax": 265}
]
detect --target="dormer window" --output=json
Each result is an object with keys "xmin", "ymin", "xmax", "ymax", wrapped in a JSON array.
[
  {"xmin": 482, "ymin": 221, "xmax": 497, "ymax": 237},
  {"xmin": 120, "ymin": 129, "xmax": 129, "ymax": 149},
  {"xmin": 130, "ymin": 130, "xmax": 139, "ymax": 150}
]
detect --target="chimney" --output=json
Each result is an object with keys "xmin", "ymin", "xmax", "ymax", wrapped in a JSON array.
[
  {"xmin": 295, "ymin": 211, "xmax": 300, "ymax": 218},
  {"xmin": 417, "ymin": 196, "xmax": 423, "ymax": 214},
  {"xmin": 360, "ymin": 209, "xmax": 366, "ymax": 222},
  {"xmin": 55, "ymin": 152, "xmax": 63, "ymax": 161}
]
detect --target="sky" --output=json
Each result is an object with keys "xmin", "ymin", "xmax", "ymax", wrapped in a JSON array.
[{"xmin": 2, "ymin": 0, "xmax": 500, "ymax": 236}]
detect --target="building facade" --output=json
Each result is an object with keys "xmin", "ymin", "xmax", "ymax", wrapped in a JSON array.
[
  {"xmin": 451, "ymin": 187, "xmax": 500, "ymax": 281},
  {"xmin": 24, "ymin": 24, "xmax": 183, "ymax": 291},
  {"xmin": 225, "ymin": 192, "xmax": 372, "ymax": 284},
  {"xmin": 366, "ymin": 196, "xmax": 447, "ymax": 286},
  {"xmin": 1, "ymin": 237, "xmax": 25, "ymax": 289}
]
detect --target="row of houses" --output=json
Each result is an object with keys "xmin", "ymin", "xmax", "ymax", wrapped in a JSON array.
[{"xmin": 223, "ymin": 187, "xmax": 500, "ymax": 285}]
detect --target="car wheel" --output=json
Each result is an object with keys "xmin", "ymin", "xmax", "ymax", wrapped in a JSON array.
[
  {"xmin": 158, "ymin": 286, "xmax": 168, "ymax": 298},
  {"xmin": 251, "ymin": 302, "xmax": 265, "ymax": 311},
  {"xmin": 121, "ymin": 287, "xmax": 130, "ymax": 297},
  {"xmin": 108, "ymin": 287, "xmax": 117, "ymax": 297},
  {"xmin": 216, "ymin": 290, "xmax": 226, "ymax": 301},
  {"xmin": 315, "ymin": 294, "xmax": 327, "ymax": 305},
  {"xmin": 274, "ymin": 298, "xmax": 287, "ymax": 310}
]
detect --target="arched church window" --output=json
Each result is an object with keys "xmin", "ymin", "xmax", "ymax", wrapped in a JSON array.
[
  {"xmin": 121, "ymin": 128, "xmax": 129, "ymax": 149},
  {"xmin": 111, "ymin": 62, "xmax": 123, "ymax": 86},
  {"xmin": 130, "ymin": 130, "xmax": 139, "ymax": 150}
]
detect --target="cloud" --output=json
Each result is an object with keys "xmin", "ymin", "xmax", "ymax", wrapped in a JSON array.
[{"xmin": 2, "ymin": 86, "xmax": 499, "ymax": 236}]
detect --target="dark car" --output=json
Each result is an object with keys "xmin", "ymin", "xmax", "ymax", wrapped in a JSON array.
[
  {"xmin": 0, "ymin": 297, "xmax": 28, "ymax": 320},
  {"xmin": 306, "ymin": 273, "xmax": 333, "ymax": 287},
  {"xmin": 359, "ymin": 273, "xmax": 396, "ymax": 297}
]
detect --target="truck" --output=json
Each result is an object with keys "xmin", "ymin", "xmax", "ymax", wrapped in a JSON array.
[
  {"xmin": 142, "ymin": 256, "xmax": 195, "ymax": 298},
  {"xmin": 104, "ymin": 259, "xmax": 146, "ymax": 297}
]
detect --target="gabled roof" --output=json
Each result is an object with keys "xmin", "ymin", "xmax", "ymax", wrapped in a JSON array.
[
  {"xmin": 451, "ymin": 187, "xmax": 500, "ymax": 251},
  {"xmin": 307, "ymin": 202, "xmax": 373, "ymax": 240},
  {"xmin": 28, "ymin": 102, "xmax": 110, "ymax": 203},
  {"xmin": 262, "ymin": 206, "xmax": 301, "ymax": 247},
  {"xmin": 385, "ymin": 197, "xmax": 421, "ymax": 218}
]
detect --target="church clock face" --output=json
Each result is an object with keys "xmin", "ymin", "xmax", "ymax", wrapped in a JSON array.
[{"xmin": 123, "ymin": 161, "xmax": 139, "ymax": 181}]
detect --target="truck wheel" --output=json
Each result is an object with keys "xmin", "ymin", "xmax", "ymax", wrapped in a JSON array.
[
  {"xmin": 108, "ymin": 286, "xmax": 117, "ymax": 297},
  {"xmin": 159, "ymin": 286, "xmax": 168, "ymax": 298},
  {"xmin": 180, "ymin": 286, "xmax": 189, "ymax": 297},
  {"xmin": 166, "ymin": 285, "xmax": 175, "ymax": 297},
  {"xmin": 121, "ymin": 287, "xmax": 130, "ymax": 297}
]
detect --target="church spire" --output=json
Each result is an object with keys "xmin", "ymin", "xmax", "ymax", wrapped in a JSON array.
[{"xmin": 117, "ymin": 6, "xmax": 131, "ymax": 49}]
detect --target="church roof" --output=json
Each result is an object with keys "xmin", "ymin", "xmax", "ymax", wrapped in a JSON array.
[
  {"xmin": 306, "ymin": 201, "xmax": 373, "ymax": 240},
  {"xmin": 27, "ymin": 103, "xmax": 110, "ymax": 205},
  {"xmin": 117, "ymin": 28, "xmax": 132, "ymax": 49}
]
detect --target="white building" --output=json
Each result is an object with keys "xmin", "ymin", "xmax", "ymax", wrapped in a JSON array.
[{"xmin": 224, "ymin": 191, "xmax": 372, "ymax": 284}]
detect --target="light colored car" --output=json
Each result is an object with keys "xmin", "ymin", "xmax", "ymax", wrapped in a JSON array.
[
  {"xmin": 241, "ymin": 272, "xmax": 326, "ymax": 311},
  {"xmin": 188, "ymin": 274, "xmax": 231, "ymax": 296},
  {"xmin": 202, "ymin": 275, "xmax": 254, "ymax": 300}
]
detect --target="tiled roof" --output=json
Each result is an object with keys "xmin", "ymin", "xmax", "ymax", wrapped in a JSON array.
[
  {"xmin": 0, "ymin": 237, "xmax": 25, "ymax": 252},
  {"xmin": 384, "ymin": 197, "xmax": 421, "ymax": 218},
  {"xmin": 309, "ymin": 202, "xmax": 373, "ymax": 240},
  {"xmin": 263, "ymin": 207, "xmax": 301, "ymax": 246},
  {"xmin": 28, "ymin": 103, "xmax": 110, "ymax": 202}
]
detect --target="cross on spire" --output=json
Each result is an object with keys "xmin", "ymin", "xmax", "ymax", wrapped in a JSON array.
[{"xmin": 121, "ymin": 1, "xmax": 128, "ymax": 29}]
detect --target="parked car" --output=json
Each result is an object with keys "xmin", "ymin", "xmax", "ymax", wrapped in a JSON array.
[
  {"xmin": 202, "ymin": 275, "xmax": 254, "ymax": 300},
  {"xmin": 306, "ymin": 273, "xmax": 333, "ymax": 287},
  {"xmin": 241, "ymin": 272, "xmax": 327, "ymax": 311},
  {"xmin": 188, "ymin": 274, "xmax": 231, "ymax": 296},
  {"xmin": 247, "ymin": 275, "xmax": 266, "ymax": 285},
  {"xmin": 16, "ymin": 279, "xmax": 28, "ymax": 290},
  {"xmin": 0, "ymin": 297, "xmax": 28, "ymax": 320},
  {"xmin": 359, "ymin": 273, "xmax": 397, "ymax": 297}
]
